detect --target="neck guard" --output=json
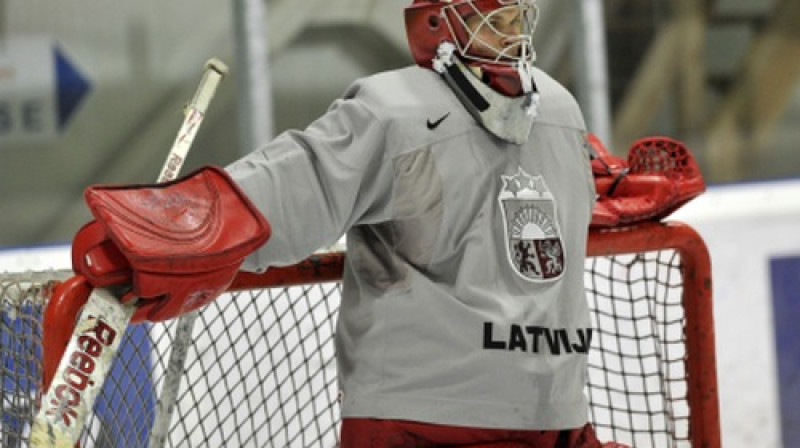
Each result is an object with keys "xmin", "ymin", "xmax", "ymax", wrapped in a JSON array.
[{"xmin": 432, "ymin": 42, "xmax": 540, "ymax": 144}]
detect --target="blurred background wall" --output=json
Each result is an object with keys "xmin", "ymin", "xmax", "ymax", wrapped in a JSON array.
[{"xmin": 1, "ymin": 0, "xmax": 799, "ymax": 247}]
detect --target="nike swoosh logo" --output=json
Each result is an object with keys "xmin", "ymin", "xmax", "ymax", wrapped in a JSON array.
[{"xmin": 426, "ymin": 113, "xmax": 450, "ymax": 130}]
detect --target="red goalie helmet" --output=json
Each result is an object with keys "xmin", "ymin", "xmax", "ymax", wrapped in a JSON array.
[{"xmin": 405, "ymin": 0, "xmax": 539, "ymax": 97}]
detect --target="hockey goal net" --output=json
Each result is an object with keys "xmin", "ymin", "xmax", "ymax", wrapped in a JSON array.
[{"xmin": 1, "ymin": 221, "xmax": 718, "ymax": 447}]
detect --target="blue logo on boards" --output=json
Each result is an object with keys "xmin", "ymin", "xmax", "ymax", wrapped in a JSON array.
[{"xmin": 769, "ymin": 255, "xmax": 800, "ymax": 448}]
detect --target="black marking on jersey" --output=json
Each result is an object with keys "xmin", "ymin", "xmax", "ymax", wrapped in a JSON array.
[
  {"xmin": 427, "ymin": 112, "xmax": 450, "ymax": 130},
  {"xmin": 483, "ymin": 322, "xmax": 593, "ymax": 355}
]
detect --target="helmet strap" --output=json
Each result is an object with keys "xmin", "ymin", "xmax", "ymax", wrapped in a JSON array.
[{"xmin": 434, "ymin": 43, "xmax": 491, "ymax": 112}]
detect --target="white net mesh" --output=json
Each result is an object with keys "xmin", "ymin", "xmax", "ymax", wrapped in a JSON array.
[
  {"xmin": 585, "ymin": 251, "xmax": 691, "ymax": 447},
  {"xmin": 1, "ymin": 273, "xmax": 67, "ymax": 448}
]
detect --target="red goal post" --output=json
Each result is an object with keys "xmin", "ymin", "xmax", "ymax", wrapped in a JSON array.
[
  {"xmin": 0, "ymin": 220, "xmax": 719, "ymax": 447},
  {"xmin": 586, "ymin": 221, "xmax": 718, "ymax": 447}
]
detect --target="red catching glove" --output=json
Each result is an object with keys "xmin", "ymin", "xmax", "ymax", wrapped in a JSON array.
[
  {"xmin": 69, "ymin": 165, "xmax": 270, "ymax": 323},
  {"xmin": 589, "ymin": 134, "xmax": 705, "ymax": 227}
]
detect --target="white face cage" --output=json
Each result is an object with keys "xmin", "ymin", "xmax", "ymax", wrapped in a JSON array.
[{"xmin": 442, "ymin": 0, "xmax": 539, "ymax": 68}]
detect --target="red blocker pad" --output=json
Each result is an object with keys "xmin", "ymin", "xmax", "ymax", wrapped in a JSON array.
[
  {"xmin": 71, "ymin": 166, "xmax": 271, "ymax": 323},
  {"xmin": 589, "ymin": 134, "xmax": 705, "ymax": 227}
]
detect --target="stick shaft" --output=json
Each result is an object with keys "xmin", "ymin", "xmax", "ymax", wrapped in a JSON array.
[
  {"xmin": 157, "ymin": 58, "xmax": 228, "ymax": 183},
  {"xmin": 148, "ymin": 57, "xmax": 230, "ymax": 448},
  {"xmin": 31, "ymin": 58, "xmax": 227, "ymax": 448}
]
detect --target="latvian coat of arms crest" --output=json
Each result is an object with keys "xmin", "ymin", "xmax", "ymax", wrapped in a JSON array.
[{"xmin": 498, "ymin": 167, "xmax": 566, "ymax": 282}]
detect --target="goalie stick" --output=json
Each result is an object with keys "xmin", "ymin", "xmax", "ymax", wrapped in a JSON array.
[{"xmin": 31, "ymin": 58, "xmax": 229, "ymax": 448}]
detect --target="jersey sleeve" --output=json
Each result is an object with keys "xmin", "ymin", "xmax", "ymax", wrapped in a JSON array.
[{"xmin": 225, "ymin": 85, "xmax": 392, "ymax": 271}]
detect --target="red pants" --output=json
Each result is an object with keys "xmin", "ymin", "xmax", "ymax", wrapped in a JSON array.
[{"xmin": 340, "ymin": 419, "xmax": 630, "ymax": 448}]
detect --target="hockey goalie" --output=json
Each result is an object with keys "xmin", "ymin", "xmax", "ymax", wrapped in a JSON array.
[{"xmin": 41, "ymin": 0, "xmax": 705, "ymax": 446}]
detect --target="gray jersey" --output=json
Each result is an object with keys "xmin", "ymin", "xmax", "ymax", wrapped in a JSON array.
[{"xmin": 226, "ymin": 65, "xmax": 595, "ymax": 430}]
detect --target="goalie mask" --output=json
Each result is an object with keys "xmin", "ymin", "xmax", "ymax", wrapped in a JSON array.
[{"xmin": 405, "ymin": 0, "xmax": 541, "ymax": 143}]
